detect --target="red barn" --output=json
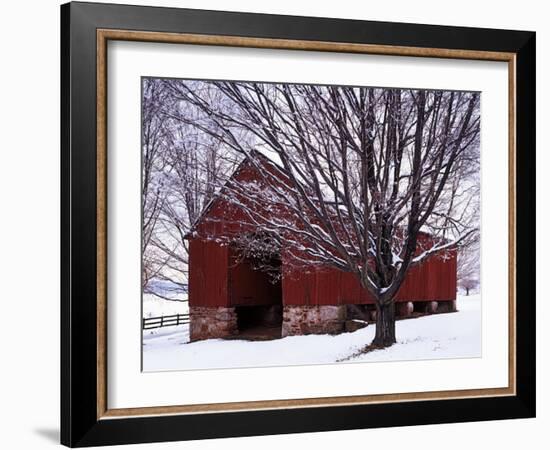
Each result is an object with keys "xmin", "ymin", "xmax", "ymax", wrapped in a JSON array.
[{"xmin": 187, "ymin": 156, "xmax": 457, "ymax": 341}]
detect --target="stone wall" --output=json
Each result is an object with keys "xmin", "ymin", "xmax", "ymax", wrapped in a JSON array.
[
  {"xmin": 437, "ymin": 299, "xmax": 457, "ymax": 313},
  {"xmin": 396, "ymin": 301, "xmax": 414, "ymax": 317},
  {"xmin": 281, "ymin": 305, "xmax": 346, "ymax": 337},
  {"xmin": 189, "ymin": 300, "xmax": 457, "ymax": 341},
  {"xmin": 189, "ymin": 306, "xmax": 238, "ymax": 342},
  {"xmin": 413, "ymin": 300, "xmax": 457, "ymax": 314}
]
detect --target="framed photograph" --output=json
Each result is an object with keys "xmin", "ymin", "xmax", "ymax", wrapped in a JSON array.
[{"xmin": 61, "ymin": 1, "xmax": 535, "ymax": 447}]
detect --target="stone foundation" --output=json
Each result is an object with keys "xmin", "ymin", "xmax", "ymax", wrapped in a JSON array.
[
  {"xmin": 281, "ymin": 305, "xmax": 346, "ymax": 337},
  {"xmin": 396, "ymin": 301, "xmax": 414, "ymax": 317},
  {"xmin": 189, "ymin": 306, "xmax": 238, "ymax": 342},
  {"xmin": 190, "ymin": 300, "xmax": 457, "ymax": 341},
  {"xmin": 437, "ymin": 300, "xmax": 457, "ymax": 313},
  {"xmin": 426, "ymin": 301, "xmax": 439, "ymax": 314},
  {"xmin": 413, "ymin": 300, "xmax": 456, "ymax": 314},
  {"xmin": 345, "ymin": 304, "xmax": 372, "ymax": 322},
  {"xmin": 345, "ymin": 319, "xmax": 369, "ymax": 333}
]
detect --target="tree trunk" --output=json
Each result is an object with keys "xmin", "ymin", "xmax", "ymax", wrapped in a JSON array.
[
  {"xmin": 372, "ymin": 301, "xmax": 396, "ymax": 347},
  {"xmin": 466, "ymin": 287, "xmax": 470, "ymax": 296}
]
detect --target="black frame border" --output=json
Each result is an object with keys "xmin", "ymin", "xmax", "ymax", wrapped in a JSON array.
[{"xmin": 61, "ymin": 1, "xmax": 535, "ymax": 447}]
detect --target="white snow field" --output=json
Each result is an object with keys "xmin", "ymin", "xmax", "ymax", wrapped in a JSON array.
[
  {"xmin": 142, "ymin": 294, "xmax": 481, "ymax": 372},
  {"xmin": 143, "ymin": 294, "xmax": 188, "ymax": 318}
]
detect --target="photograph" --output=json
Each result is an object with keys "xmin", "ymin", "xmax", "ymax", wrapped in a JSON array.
[{"xmin": 141, "ymin": 78, "xmax": 482, "ymax": 372}]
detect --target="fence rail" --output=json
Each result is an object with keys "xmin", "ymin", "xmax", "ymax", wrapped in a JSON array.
[{"xmin": 142, "ymin": 313, "xmax": 189, "ymax": 330}]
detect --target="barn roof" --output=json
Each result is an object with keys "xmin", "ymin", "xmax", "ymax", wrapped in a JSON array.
[
  {"xmin": 184, "ymin": 151, "xmax": 449, "ymax": 250},
  {"xmin": 184, "ymin": 151, "xmax": 284, "ymax": 239}
]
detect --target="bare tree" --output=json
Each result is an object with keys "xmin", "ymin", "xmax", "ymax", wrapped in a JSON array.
[
  {"xmin": 142, "ymin": 79, "xmax": 240, "ymax": 300},
  {"xmin": 164, "ymin": 80, "xmax": 480, "ymax": 348},
  {"xmin": 142, "ymin": 78, "xmax": 172, "ymax": 291},
  {"xmin": 152, "ymin": 126, "xmax": 237, "ymax": 293},
  {"xmin": 457, "ymin": 242, "xmax": 480, "ymax": 296}
]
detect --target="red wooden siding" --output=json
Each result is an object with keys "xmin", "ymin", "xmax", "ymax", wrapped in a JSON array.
[
  {"xmin": 188, "ymin": 239, "xmax": 230, "ymax": 307},
  {"xmin": 187, "ymin": 157, "xmax": 458, "ymax": 308},
  {"xmin": 281, "ymin": 249, "xmax": 457, "ymax": 306}
]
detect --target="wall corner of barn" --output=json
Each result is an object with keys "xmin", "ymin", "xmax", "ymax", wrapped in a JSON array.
[
  {"xmin": 189, "ymin": 306, "xmax": 238, "ymax": 341},
  {"xmin": 281, "ymin": 304, "xmax": 347, "ymax": 337}
]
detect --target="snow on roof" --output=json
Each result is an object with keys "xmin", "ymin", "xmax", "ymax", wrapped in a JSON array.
[{"xmin": 184, "ymin": 150, "xmax": 283, "ymax": 239}]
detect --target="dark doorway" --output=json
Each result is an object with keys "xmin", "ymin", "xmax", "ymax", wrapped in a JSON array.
[
  {"xmin": 228, "ymin": 248, "xmax": 283, "ymax": 340},
  {"xmin": 235, "ymin": 304, "xmax": 282, "ymax": 340}
]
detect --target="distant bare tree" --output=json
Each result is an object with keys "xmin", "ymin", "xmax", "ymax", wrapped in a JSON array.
[
  {"xmin": 457, "ymin": 241, "xmax": 480, "ymax": 296},
  {"xmin": 165, "ymin": 80, "xmax": 480, "ymax": 348}
]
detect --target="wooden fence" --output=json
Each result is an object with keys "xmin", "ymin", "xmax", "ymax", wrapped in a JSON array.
[{"xmin": 142, "ymin": 313, "xmax": 189, "ymax": 330}]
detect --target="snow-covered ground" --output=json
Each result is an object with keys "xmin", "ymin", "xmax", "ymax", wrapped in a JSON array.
[{"xmin": 142, "ymin": 294, "xmax": 481, "ymax": 372}]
